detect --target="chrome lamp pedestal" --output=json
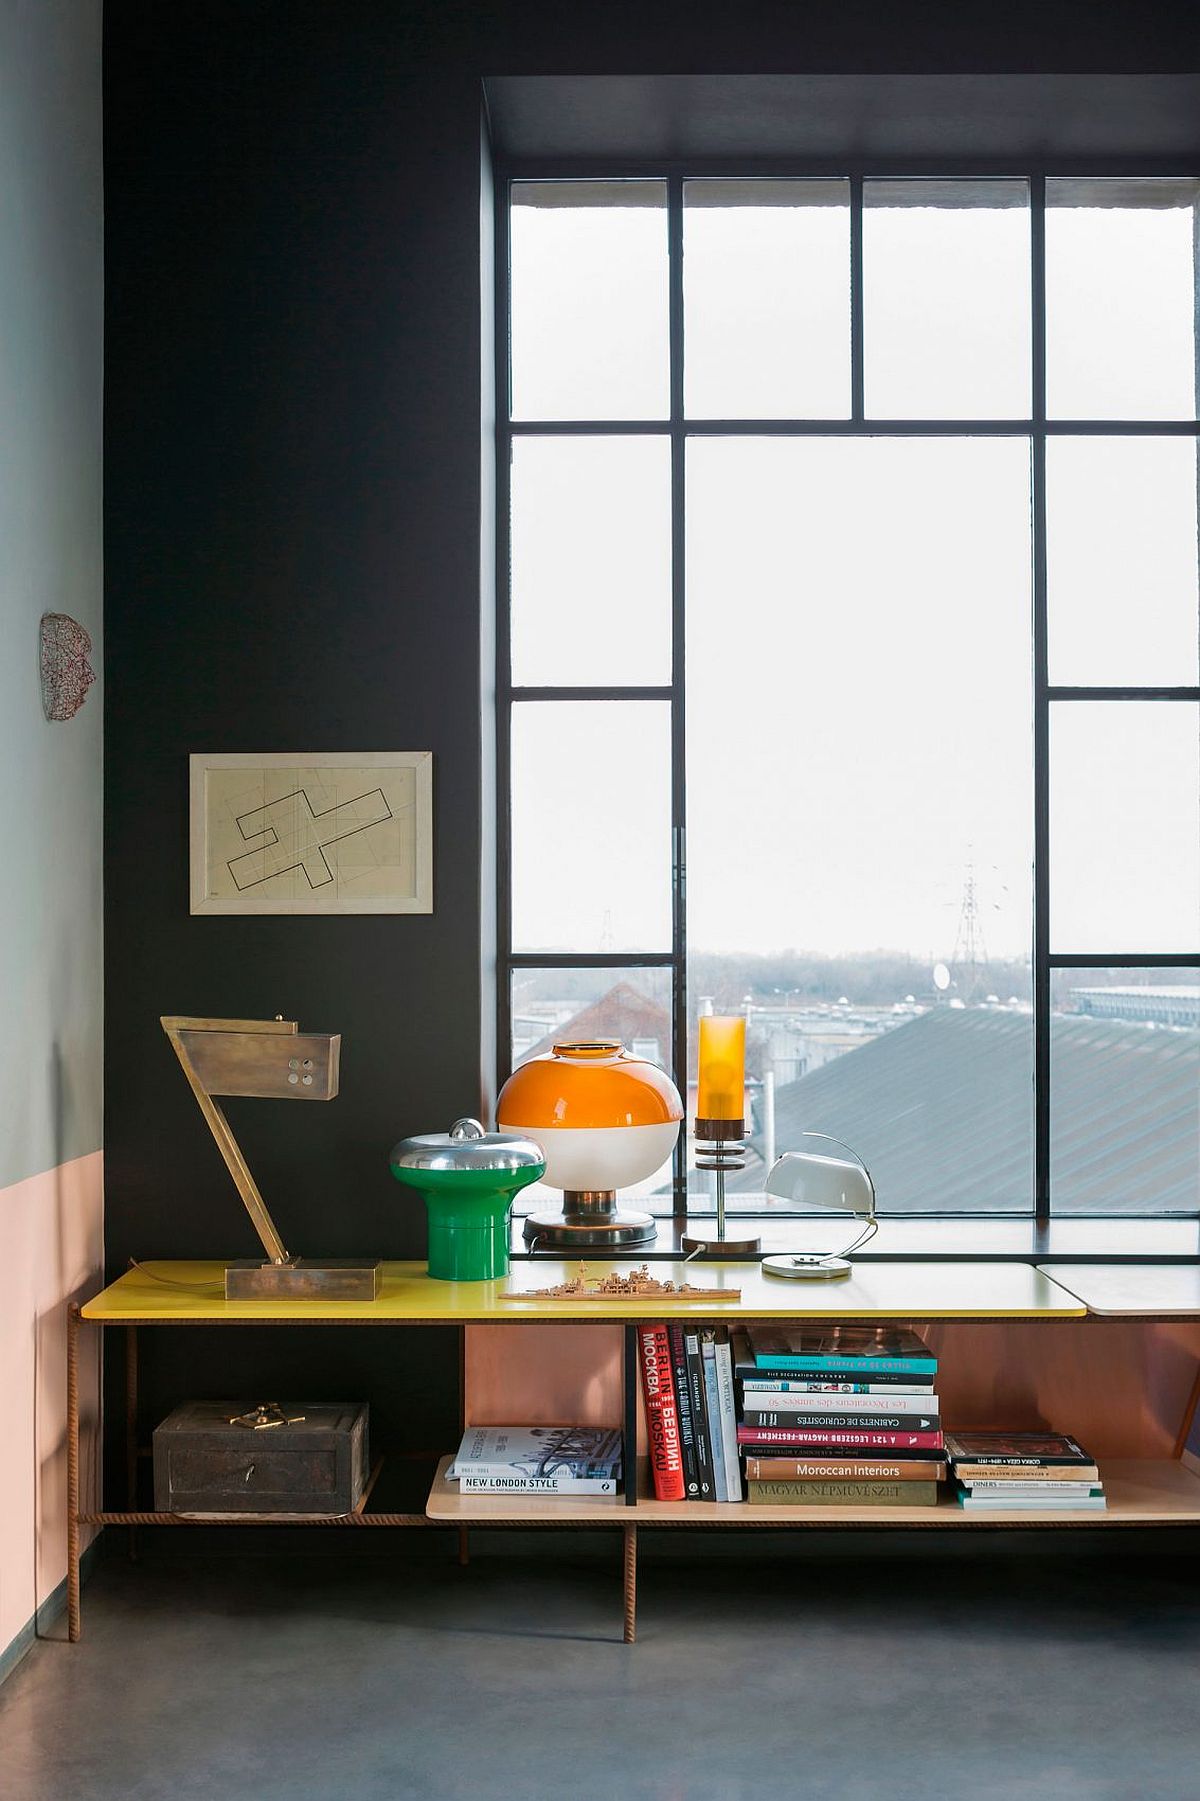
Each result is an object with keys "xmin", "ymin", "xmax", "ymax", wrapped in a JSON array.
[
  {"xmin": 523, "ymin": 1190, "xmax": 657, "ymax": 1251},
  {"xmin": 680, "ymin": 1118, "xmax": 762, "ymax": 1258}
]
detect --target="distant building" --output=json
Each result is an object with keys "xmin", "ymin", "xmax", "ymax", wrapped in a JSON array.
[
  {"xmin": 519, "ymin": 980, "xmax": 672, "ymax": 1069},
  {"xmin": 1069, "ymin": 986, "xmax": 1200, "ymax": 1030}
]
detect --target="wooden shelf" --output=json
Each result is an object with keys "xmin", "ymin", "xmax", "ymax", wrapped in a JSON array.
[{"xmin": 426, "ymin": 1455, "xmax": 1200, "ymax": 1527}]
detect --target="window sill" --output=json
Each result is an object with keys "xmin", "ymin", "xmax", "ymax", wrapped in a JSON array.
[{"xmin": 510, "ymin": 1214, "xmax": 1200, "ymax": 1263}]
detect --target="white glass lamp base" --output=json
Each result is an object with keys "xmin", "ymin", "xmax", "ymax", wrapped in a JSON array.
[{"xmin": 761, "ymin": 1253, "xmax": 853, "ymax": 1280}]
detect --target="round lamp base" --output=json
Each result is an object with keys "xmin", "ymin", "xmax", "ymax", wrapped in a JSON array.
[
  {"xmin": 522, "ymin": 1196, "xmax": 658, "ymax": 1250},
  {"xmin": 680, "ymin": 1226, "xmax": 763, "ymax": 1257},
  {"xmin": 762, "ymin": 1253, "xmax": 852, "ymax": 1280}
]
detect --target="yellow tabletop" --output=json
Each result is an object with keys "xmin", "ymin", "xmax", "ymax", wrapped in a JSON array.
[
  {"xmin": 1038, "ymin": 1263, "xmax": 1200, "ymax": 1317},
  {"xmin": 80, "ymin": 1259, "xmax": 1086, "ymax": 1324}
]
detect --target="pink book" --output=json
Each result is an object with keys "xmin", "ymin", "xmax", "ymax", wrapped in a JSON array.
[{"xmin": 738, "ymin": 1426, "xmax": 945, "ymax": 1451}]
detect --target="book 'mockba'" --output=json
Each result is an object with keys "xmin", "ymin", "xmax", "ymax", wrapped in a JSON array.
[{"xmin": 639, "ymin": 1323, "xmax": 686, "ymax": 1501}]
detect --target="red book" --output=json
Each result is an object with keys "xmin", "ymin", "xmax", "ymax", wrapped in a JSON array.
[
  {"xmin": 639, "ymin": 1323, "xmax": 686, "ymax": 1500},
  {"xmin": 738, "ymin": 1426, "xmax": 945, "ymax": 1451}
]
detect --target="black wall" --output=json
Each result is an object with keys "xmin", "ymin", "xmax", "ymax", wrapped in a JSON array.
[{"xmin": 102, "ymin": 0, "xmax": 1200, "ymax": 1486}]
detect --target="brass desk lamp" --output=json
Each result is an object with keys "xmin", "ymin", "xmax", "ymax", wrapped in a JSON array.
[{"xmin": 162, "ymin": 1015, "xmax": 380, "ymax": 1300}]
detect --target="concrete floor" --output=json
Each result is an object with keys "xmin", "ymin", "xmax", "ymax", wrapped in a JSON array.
[{"xmin": 2, "ymin": 1536, "xmax": 1200, "ymax": 1801}]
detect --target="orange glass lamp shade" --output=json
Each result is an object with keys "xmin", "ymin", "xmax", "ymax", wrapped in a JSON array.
[
  {"xmin": 697, "ymin": 1015, "xmax": 746, "ymax": 1126},
  {"xmin": 497, "ymin": 1040, "xmax": 684, "ymax": 1249}
]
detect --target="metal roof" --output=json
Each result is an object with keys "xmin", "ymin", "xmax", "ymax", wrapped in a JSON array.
[{"xmin": 735, "ymin": 1005, "xmax": 1198, "ymax": 1214}]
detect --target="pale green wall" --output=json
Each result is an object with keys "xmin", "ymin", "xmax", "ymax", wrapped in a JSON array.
[{"xmin": 0, "ymin": 0, "xmax": 103, "ymax": 1190}]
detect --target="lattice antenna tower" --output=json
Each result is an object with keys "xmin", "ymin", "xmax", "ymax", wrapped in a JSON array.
[{"xmin": 951, "ymin": 861, "xmax": 989, "ymax": 1003}]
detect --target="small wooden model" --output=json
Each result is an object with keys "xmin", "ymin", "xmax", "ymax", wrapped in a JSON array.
[{"xmin": 516, "ymin": 1262, "xmax": 742, "ymax": 1301}]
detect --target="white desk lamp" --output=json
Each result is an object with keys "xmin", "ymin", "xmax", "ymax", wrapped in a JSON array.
[{"xmin": 761, "ymin": 1133, "xmax": 878, "ymax": 1280}]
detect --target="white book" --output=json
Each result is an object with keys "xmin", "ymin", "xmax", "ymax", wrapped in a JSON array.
[
  {"xmin": 959, "ymin": 1492, "xmax": 1107, "ymax": 1511},
  {"xmin": 713, "ymin": 1332, "xmax": 742, "ymax": 1501},
  {"xmin": 741, "ymin": 1380, "xmax": 935, "ymax": 1395},
  {"xmin": 739, "ymin": 1391, "xmax": 941, "ymax": 1416},
  {"xmin": 964, "ymin": 1478, "xmax": 1100, "ymax": 1494},
  {"xmin": 459, "ymin": 1473, "xmax": 618, "ymax": 1495},
  {"xmin": 450, "ymin": 1424, "xmax": 622, "ymax": 1483}
]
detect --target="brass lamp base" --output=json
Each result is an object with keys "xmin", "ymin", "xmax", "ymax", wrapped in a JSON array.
[
  {"xmin": 523, "ymin": 1191, "xmax": 658, "ymax": 1250},
  {"xmin": 225, "ymin": 1259, "xmax": 382, "ymax": 1301},
  {"xmin": 680, "ymin": 1226, "xmax": 763, "ymax": 1258}
]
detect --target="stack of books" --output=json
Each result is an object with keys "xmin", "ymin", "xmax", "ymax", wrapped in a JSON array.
[
  {"xmin": 637, "ymin": 1322, "xmax": 742, "ymax": 1500},
  {"xmin": 946, "ymin": 1432, "xmax": 1106, "ymax": 1512},
  {"xmin": 448, "ymin": 1425, "xmax": 623, "ymax": 1495},
  {"xmin": 732, "ymin": 1325, "xmax": 946, "ymax": 1508}
]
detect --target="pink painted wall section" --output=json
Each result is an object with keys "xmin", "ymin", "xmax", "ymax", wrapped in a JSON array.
[{"xmin": 0, "ymin": 1152, "xmax": 103, "ymax": 1656}]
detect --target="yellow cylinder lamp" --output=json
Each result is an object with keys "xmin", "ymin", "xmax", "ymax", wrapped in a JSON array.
[
  {"xmin": 682, "ymin": 1014, "xmax": 762, "ymax": 1258},
  {"xmin": 497, "ymin": 1040, "xmax": 683, "ymax": 1249}
]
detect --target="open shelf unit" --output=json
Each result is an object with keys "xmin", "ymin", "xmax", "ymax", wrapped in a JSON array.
[{"xmin": 427, "ymin": 1454, "xmax": 1200, "ymax": 1528}]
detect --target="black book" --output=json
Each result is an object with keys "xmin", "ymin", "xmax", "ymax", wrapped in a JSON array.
[
  {"xmin": 945, "ymin": 1432, "xmax": 1093, "ymax": 1468},
  {"xmin": 729, "ymin": 1327, "xmax": 933, "ymax": 1389},
  {"xmin": 683, "ymin": 1325, "xmax": 715, "ymax": 1498},
  {"xmin": 668, "ymin": 1321, "xmax": 701, "ymax": 1499},
  {"xmin": 742, "ymin": 1408, "xmax": 939, "ymax": 1433}
]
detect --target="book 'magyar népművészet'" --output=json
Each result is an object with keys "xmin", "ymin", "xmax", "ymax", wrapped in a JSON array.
[{"xmin": 449, "ymin": 1425, "xmax": 623, "ymax": 1493}]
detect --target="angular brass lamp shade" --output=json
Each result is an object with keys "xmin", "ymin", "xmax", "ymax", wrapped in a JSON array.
[
  {"xmin": 162, "ymin": 1015, "xmax": 380, "ymax": 1300},
  {"xmin": 761, "ymin": 1133, "xmax": 878, "ymax": 1280}
]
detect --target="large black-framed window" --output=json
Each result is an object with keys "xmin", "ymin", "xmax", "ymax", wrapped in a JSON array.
[{"xmin": 496, "ymin": 165, "xmax": 1200, "ymax": 1222}]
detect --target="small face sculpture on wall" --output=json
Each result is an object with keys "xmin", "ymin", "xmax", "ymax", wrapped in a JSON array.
[{"xmin": 40, "ymin": 613, "xmax": 96, "ymax": 721}]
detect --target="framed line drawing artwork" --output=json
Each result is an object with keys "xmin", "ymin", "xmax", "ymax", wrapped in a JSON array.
[{"xmin": 190, "ymin": 752, "xmax": 433, "ymax": 915}]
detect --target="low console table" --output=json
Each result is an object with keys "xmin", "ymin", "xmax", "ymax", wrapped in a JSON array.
[{"xmin": 70, "ymin": 1258, "xmax": 1200, "ymax": 1644}]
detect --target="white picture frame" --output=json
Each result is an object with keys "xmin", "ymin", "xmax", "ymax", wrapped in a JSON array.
[{"xmin": 189, "ymin": 751, "xmax": 433, "ymax": 915}]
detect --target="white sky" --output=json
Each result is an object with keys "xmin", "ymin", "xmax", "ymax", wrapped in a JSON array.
[{"xmin": 508, "ymin": 185, "xmax": 1200, "ymax": 961}]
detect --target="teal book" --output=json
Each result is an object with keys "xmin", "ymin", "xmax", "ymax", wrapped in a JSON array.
[{"xmin": 746, "ymin": 1326, "xmax": 936, "ymax": 1378}]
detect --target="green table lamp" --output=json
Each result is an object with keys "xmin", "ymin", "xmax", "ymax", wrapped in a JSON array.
[{"xmin": 389, "ymin": 1118, "xmax": 546, "ymax": 1281}]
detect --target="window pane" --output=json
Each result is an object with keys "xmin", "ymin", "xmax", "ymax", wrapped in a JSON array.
[
  {"xmin": 1051, "ymin": 968, "xmax": 1200, "ymax": 1213},
  {"xmin": 511, "ymin": 701, "xmax": 672, "ymax": 952},
  {"xmin": 508, "ymin": 965, "xmax": 677, "ymax": 1215},
  {"xmin": 863, "ymin": 179, "xmax": 1031, "ymax": 419},
  {"xmin": 1046, "ymin": 178, "xmax": 1200, "ymax": 420},
  {"xmin": 1047, "ymin": 438, "xmax": 1200, "ymax": 686},
  {"xmin": 510, "ymin": 436, "xmax": 671, "ymax": 686},
  {"xmin": 687, "ymin": 437, "xmax": 1034, "ymax": 1211},
  {"xmin": 1050, "ymin": 702, "xmax": 1200, "ymax": 952},
  {"xmin": 683, "ymin": 179, "xmax": 851, "ymax": 419},
  {"xmin": 509, "ymin": 181, "xmax": 669, "ymax": 421}
]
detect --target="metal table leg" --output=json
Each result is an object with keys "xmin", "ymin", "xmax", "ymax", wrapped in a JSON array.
[
  {"xmin": 622, "ymin": 1523, "xmax": 637, "ymax": 1644},
  {"xmin": 67, "ymin": 1304, "xmax": 81, "ymax": 1642},
  {"xmin": 126, "ymin": 1324, "xmax": 139, "ymax": 1561}
]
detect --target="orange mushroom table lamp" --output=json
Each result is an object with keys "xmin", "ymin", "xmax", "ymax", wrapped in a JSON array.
[
  {"xmin": 496, "ymin": 1040, "xmax": 684, "ymax": 1250},
  {"xmin": 681, "ymin": 1015, "xmax": 762, "ymax": 1258}
]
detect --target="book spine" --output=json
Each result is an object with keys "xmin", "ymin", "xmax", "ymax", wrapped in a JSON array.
[
  {"xmin": 742, "ymin": 1409, "xmax": 938, "ymax": 1432},
  {"xmin": 744, "ymin": 1457, "xmax": 947, "ymax": 1481},
  {"xmin": 739, "ymin": 1378, "xmax": 935, "ymax": 1394},
  {"xmin": 459, "ymin": 1475, "xmax": 618, "ymax": 1494},
  {"xmin": 714, "ymin": 1330, "xmax": 743, "ymax": 1500},
  {"xmin": 737, "ymin": 1391, "xmax": 940, "ymax": 1414},
  {"xmin": 953, "ymin": 1465, "xmax": 1100, "ymax": 1483},
  {"xmin": 738, "ymin": 1427, "xmax": 945, "ymax": 1450},
  {"xmin": 668, "ymin": 1322, "xmax": 700, "ymax": 1499},
  {"xmin": 701, "ymin": 1335, "xmax": 728, "ymax": 1501},
  {"xmin": 755, "ymin": 1356, "xmax": 937, "ymax": 1376},
  {"xmin": 684, "ymin": 1328, "xmax": 715, "ymax": 1498},
  {"xmin": 963, "ymin": 1480, "xmax": 1104, "ymax": 1494},
  {"xmin": 638, "ymin": 1323, "xmax": 686, "ymax": 1501},
  {"xmin": 748, "ymin": 1480, "xmax": 939, "ymax": 1506}
]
